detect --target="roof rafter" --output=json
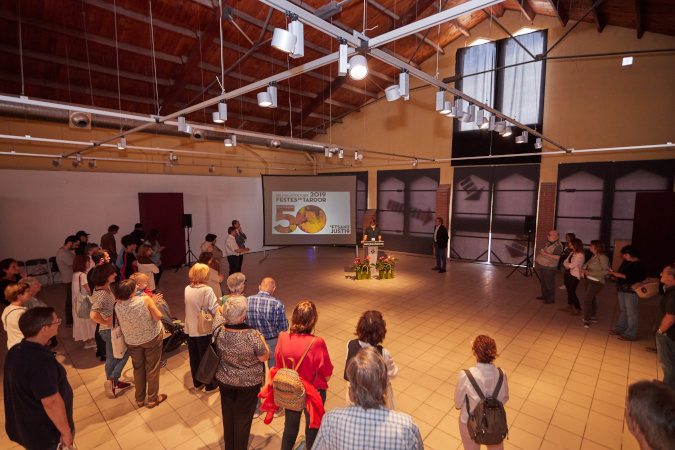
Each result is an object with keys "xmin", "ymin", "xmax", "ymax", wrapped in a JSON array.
[
  {"xmin": 516, "ymin": 0, "xmax": 536, "ymax": 22},
  {"xmin": 636, "ymin": 0, "xmax": 646, "ymax": 38},
  {"xmin": 547, "ymin": 0, "xmax": 570, "ymax": 26}
]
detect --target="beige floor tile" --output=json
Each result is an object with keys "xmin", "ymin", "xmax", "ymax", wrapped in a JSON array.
[
  {"xmin": 424, "ymin": 428, "xmax": 462, "ymax": 450},
  {"xmin": 550, "ymin": 410, "xmax": 588, "ymax": 437},
  {"xmin": 519, "ymin": 400, "xmax": 555, "ymax": 423},
  {"xmin": 508, "ymin": 426, "xmax": 544, "ymax": 449},
  {"xmin": 512, "ymin": 412, "xmax": 550, "ymax": 438},
  {"xmin": 543, "ymin": 425, "xmax": 584, "ymax": 449},
  {"xmin": 114, "ymin": 423, "xmax": 157, "ymax": 450}
]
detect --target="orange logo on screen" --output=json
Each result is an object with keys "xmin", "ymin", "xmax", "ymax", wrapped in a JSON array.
[{"xmin": 274, "ymin": 205, "xmax": 327, "ymax": 233}]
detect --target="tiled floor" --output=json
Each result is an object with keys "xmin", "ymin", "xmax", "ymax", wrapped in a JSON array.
[{"xmin": 0, "ymin": 246, "xmax": 662, "ymax": 449}]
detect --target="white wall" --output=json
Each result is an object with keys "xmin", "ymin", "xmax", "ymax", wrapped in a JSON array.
[{"xmin": 0, "ymin": 169, "xmax": 266, "ymax": 261}]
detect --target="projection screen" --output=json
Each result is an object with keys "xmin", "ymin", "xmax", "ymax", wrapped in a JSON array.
[{"xmin": 262, "ymin": 175, "xmax": 357, "ymax": 246}]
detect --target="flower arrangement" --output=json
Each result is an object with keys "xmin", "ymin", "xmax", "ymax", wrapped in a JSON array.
[
  {"xmin": 375, "ymin": 256, "xmax": 398, "ymax": 271},
  {"xmin": 351, "ymin": 257, "xmax": 371, "ymax": 279}
]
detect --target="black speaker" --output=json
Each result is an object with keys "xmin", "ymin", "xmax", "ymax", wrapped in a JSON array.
[
  {"xmin": 524, "ymin": 215, "xmax": 536, "ymax": 234},
  {"xmin": 182, "ymin": 214, "xmax": 192, "ymax": 228}
]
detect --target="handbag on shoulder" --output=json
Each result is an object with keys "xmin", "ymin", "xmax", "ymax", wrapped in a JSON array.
[
  {"xmin": 195, "ymin": 327, "xmax": 221, "ymax": 385},
  {"xmin": 197, "ymin": 287, "xmax": 214, "ymax": 334},
  {"xmin": 111, "ymin": 305, "xmax": 127, "ymax": 358}
]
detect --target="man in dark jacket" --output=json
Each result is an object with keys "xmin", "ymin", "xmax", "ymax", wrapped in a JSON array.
[{"xmin": 433, "ymin": 217, "xmax": 449, "ymax": 273}]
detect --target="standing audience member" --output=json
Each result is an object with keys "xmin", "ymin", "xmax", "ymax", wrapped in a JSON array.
[
  {"xmin": 100, "ymin": 225, "xmax": 119, "ymax": 261},
  {"xmin": 277, "ymin": 301, "xmax": 334, "ymax": 450},
  {"xmin": 202, "ymin": 233, "xmax": 224, "ymax": 266},
  {"xmin": 4, "ymin": 307, "xmax": 74, "ymax": 450},
  {"xmin": 2, "ymin": 283, "xmax": 31, "ymax": 348},
  {"xmin": 56, "ymin": 235, "xmax": 79, "ymax": 326},
  {"xmin": 344, "ymin": 310, "xmax": 398, "ymax": 410},
  {"xmin": 560, "ymin": 238, "xmax": 585, "ymax": 316},
  {"xmin": 213, "ymin": 295, "xmax": 269, "ymax": 450},
  {"xmin": 144, "ymin": 229, "xmax": 165, "ymax": 288},
  {"xmin": 88, "ymin": 249, "xmax": 113, "ymax": 360},
  {"xmin": 21, "ymin": 276, "xmax": 57, "ymax": 348},
  {"xmin": 74, "ymin": 230, "xmax": 90, "ymax": 256},
  {"xmin": 71, "ymin": 255, "xmax": 96, "ymax": 349},
  {"xmin": 1, "ymin": 258, "xmax": 26, "ymax": 306},
  {"xmin": 130, "ymin": 223, "xmax": 146, "ymax": 247},
  {"xmin": 625, "ymin": 380, "xmax": 675, "ymax": 450},
  {"xmin": 432, "ymin": 217, "xmax": 449, "ymax": 274},
  {"xmin": 314, "ymin": 347, "xmax": 423, "ymax": 450},
  {"xmin": 233, "ymin": 220, "xmax": 248, "ymax": 270},
  {"xmin": 454, "ymin": 335, "xmax": 509, "ymax": 450},
  {"xmin": 536, "ymin": 230, "xmax": 563, "ymax": 304},
  {"xmin": 112, "ymin": 279, "xmax": 166, "ymax": 408},
  {"xmin": 84, "ymin": 243, "xmax": 100, "ymax": 271},
  {"xmin": 184, "ymin": 263, "xmax": 221, "ymax": 392},
  {"xmin": 656, "ymin": 264, "xmax": 675, "ymax": 388},
  {"xmin": 581, "ymin": 240, "xmax": 610, "ymax": 328},
  {"xmin": 225, "ymin": 226, "xmax": 249, "ymax": 275},
  {"xmin": 136, "ymin": 244, "xmax": 160, "ymax": 292},
  {"xmin": 609, "ymin": 245, "xmax": 647, "ymax": 341},
  {"xmin": 89, "ymin": 264, "xmax": 131, "ymax": 398},
  {"xmin": 120, "ymin": 235, "xmax": 138, "ymax": 280},
  {"xmin": 198, "ymin": 252, "xmax": 224, "ymax": 298}
]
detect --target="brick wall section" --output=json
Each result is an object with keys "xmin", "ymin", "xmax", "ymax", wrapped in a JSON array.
[
  {"xmin": 536, "ymin": 182, "xmax": 558, "ymax": 251},
  {"xmin": 436, "ymin": 184, "xmax": 452, "ymax": 224},
  {"xmin": 363, "ymin": 209, "xmax": 377, "ymax": 230}
]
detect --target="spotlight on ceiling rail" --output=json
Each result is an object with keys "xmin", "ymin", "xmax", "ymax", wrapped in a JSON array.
[
  {"xmin": 534, "ymin": 137, "xmax": 543, "ymax": 149},
  {"xmin": 515, "ymin": 130, "xmax": 529, "ymax": 144},
  {"xmin": 271, "ymin": 14, "xmax": 304, "ymax": 58},
  {"xmin": 258, "ymin": 83, "xmax": 278, "ymax": 108},
  {"xmin": 88, "ymin": 159, "xmax": 97, "ymax": 168},
  {"xmin": 413, "ymin": 158, "xmax": 418, "ymax": 167},
  {"xmin": 348, "ymin": 54, "xmax": 368, "ymax": 80},
  {"xmin": 52, "ymin": 157, "xmax": 62, "ymax": 167},
  {"xmin": 213, "ymin": 101, "xmax": 227, "ymax": 124},
  {"xmin": 209, "ymin": 165, "xmax": 215, "ymax": 173},
  {"xmin": 117, "ymin": 137, "xmax": 126, "ymax": 150},
  {"xmin": 72, "ymin": 153, "xmax": 82, "ymax": 167}
]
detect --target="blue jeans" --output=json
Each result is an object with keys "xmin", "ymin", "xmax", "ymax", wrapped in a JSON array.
[
  {"xmin": 281, "ymin": 389, "xmax": 326, "ymax": 450},
  {"xmin": 614, "ymin": 291, "xmax": 639, "ymax": 340},
  {"xmin": 266, "ymin": 336, "xmax": 279, "ymax": 368},
  {"xmin": 434, "ymin": 242, "xmax": 446, "ymax": 270},
  {"xmin": 99, "ymin": 328, "xmax": 130, "ymax": 383},
  {"xmin": 656, "ymin": 333, "xmax": 675, "ymax": 388}
]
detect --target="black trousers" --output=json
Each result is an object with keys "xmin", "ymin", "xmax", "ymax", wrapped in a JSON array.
[
  {"xmin": 563, "ymin": 271, "xmax": 581, "ymax": 310},
  {"xmin": 186, "ymin": 335, "xmax": 218, "ymax": 390},
  {"xmin": 227, "ymin": 255, "xmax": 240, "ymax": 275},
  {"xmin": 219, "ymin": 383, "xmax": 261, "ymax": 450},
  {"xmin": 154, "ymin": 265, "xmax": 164, "ymax": 287},
  {"xmin": 281, "ymin": 389, "xmax": 326, "ymax": 450}
]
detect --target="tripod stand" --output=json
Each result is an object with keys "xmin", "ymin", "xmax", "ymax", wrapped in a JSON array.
[
  {"xmin": 182, "ymin": 225, "xmax": 198, "ymax": 268},
  {"xmin": 507, "ymin": 231, "xmax": 539, "ymax": 281}
]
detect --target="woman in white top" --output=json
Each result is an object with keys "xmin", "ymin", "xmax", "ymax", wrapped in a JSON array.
[
  {"xmin": 344, "ymin": 310, "xmax": 398, "ymax": 410},
  {"xmin": 184, "ymin": 263, "xmax": 222, "ymax": 392},
  {"xmin": 1, "ymin": 283, "xmax": 31, "ymax": 349},
  {"xmin": 71, "ymin": 255, "xmax": 96, "ymax": 348},
  {"xmin": 561, "ymin": 238, "xmax": 585, "ymax": 316},
  {"xmin": 136, "ymin": 244, "xmax": 160, "ymax": 292},
  {"xmin": 454, "ymin": 335, "xmax": 509, "ymax": 450}
]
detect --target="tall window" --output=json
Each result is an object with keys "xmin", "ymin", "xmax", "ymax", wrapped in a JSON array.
[{"xmin": 452, "ymin": 30, "xmax": 547, "ymax": 165}]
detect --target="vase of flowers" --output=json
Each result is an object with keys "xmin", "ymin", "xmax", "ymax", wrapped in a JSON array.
[
  {"xmin": 375, "ymin": 256, "xmax": 398, "ymax": 279},
  {"xmin": 351, "ymin": 257, "xmax": 371, "ymax": 280}
]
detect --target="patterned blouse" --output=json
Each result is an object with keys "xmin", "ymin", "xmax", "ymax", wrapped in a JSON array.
[
  {"xmin": 114, "ymin": 296, "xmax": 162, "ymax": 346},
  {"xmin": 91, "ymin": 288, "xmax": 115, "ymax": 331},
  {"xmin": 213, "ymin": 314, "xmax": 267, "ymax": 388}
]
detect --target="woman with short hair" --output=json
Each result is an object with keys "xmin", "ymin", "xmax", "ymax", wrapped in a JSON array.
[
  {"xmin": 184, "ymin": 263, "xmax": 221, "ymax": 392},
  {"xmin": 213, "ymin": 294, "xmax": 269, "ymax": 450},
  {"xmin": 581, "ymin": 240, "xmax": 611, "ymax": 328},
  {"xmin": 198, "ymin": 251, "xmax": 223, "ymax": 298},
  {"xmin": 1, "ymin": 282, "xmax": 31, "ymax": 348},
  {"xmin": 454, "ymin": 335, "xmax": 509, "ymax": 450},
  {"xmin": 112, "ymin": 279, "xmax": 166, "ymax": 408},
  {"xmin": 277, "ymin": 301, "xmax": 334, "ymax": 450},
  {"xmin": 609, "ymin": 245, "xmax": 647, "ymax": 341},
  {"xmin": 561, "ymin": 238, "xmax": 585, "ymax": 316},
  {"xmin": 1, "ymin": 258, "xmax": 26, "ymax": 306}
]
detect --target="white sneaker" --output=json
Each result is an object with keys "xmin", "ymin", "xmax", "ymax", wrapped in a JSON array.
[
  {"xmin": 104, "ymin": 378, "xmax": 115, "ymax": 399},
  {"xmin": 84, "ymin": 341, "xmax": 97, "ymax": 349}
]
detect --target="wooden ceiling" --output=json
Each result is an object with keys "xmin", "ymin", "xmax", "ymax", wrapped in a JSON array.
[{"xmin": 0, "ymin": 0, "xmax": 672, "ymax": 140}]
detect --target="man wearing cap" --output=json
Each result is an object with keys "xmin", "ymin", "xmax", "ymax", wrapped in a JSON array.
[
  {"xmin": 56, "ymin": 236, "xmax": 79, "ymax": 326},
  {"xmin": 75, "ymin": 231, "xmax": 90, "ymax": 256}
]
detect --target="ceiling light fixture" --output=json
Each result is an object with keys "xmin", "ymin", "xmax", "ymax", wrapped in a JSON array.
[
  {"xmin": 338, "ymin": 149, "xmax": 344, "ymax": 159},
  {"xmin": 501, "ymin": 123, "xmax": 512, "ymax": 137},
  {"xmin": 348, "ymin": 54, "xmax": 368, "ymax": 80},
  {"xmin": 435, "ymin": 89, "xmax": 446, "ymax": 112},
  {"xmin": 117, "ymin": 137, "xmax": 126, "ymax": 150},
  {"xmin": 177, "ymin": 115, "xmax": 187, "ymax": 132},
  {"xmin": 88, "ymin": 159, "xmax": 97, "ymax": 168},
  {"xmin": 385, "ymin": 84, "xmax": 401, "ymax": 102},
  {"xmin": 324, "ymin": 147, "xmax": 330, "ymax": 157},
  {"xmin": 257, "ymin": 83, "xmax": 277, "ymax": 108},
  {"xmin": 356, "ymin": 153, "xmax": 363, "ymax": 161},
  {"xmin": 413, "ymin": 158, "xmax": 418, "ymax": 167},
  {"xmin": 494, "ymin": 121, "xmax": 506, "ymax": 133},
  {"xmin": 399, "ymin": 70, "xmax": 409, "ymax": 100},
  {"xmin": 52, "ymin": 157, "xmax": 61, "ymax": 167},
  {"xmin": 271, "ymin": 13, "xmax": 304, "ymax": 58},
  {"xmin": 454, "ymin": 99, "xmax": 464, "ymax": 119},
  {"xmin": 209, "ymin": 165, "xmax": 215, "ymax": 173},
  {"xmin": 224, "ymin": 138, "xmax": 233, "ymax": 146},
  {"xmin": 461, "ymin": 105, "xmax": 475, "ymax": 123},
  {"xmin": 72, "ymin": 153, "xmax": 82, "ymax": 167},
  {"xmin": 213, "ymin": 100, "xmax": 227, "ymax": 123},
  {"xmin": 515, "ymin": 130, "xmax": 529, "ymax": 144},
  {"xmin": 487, "ymin": 116, "xmax": 496, "ymax": 131},
  {"xmin": 338, "ymin": 42, "xmax": 349, "ymax": 76},
  {"xmin": 440, "ymin": 101, "xmax": 452, "ymax": 115},
  {"xmin": 169, "ymin": 151, "xmax": 178, "ymax": 163},
  {"xmin": 534, "ymin": 137, "xmax": 543, "ymax": 149}
]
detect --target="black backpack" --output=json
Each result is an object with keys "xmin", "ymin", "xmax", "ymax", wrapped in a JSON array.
[{"xmin": 464, "ymin": 368, "xmax": 509, "ymax": 445}]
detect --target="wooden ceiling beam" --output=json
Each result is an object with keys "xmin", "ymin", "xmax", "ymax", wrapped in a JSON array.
[
  {"xmin": 488, "ymin": 3, "xmax": 506, "ymax": 17},
  {"xmin": 450, "ymin": 19, "xmax": 471, "ymax": 37},
  {"xmin": 546, "ymin": 0, "xmax": 569, "ymax": 27},
  {"xmin": 636, "ymin": 0, "xmax": 646, "ymax": 39},
  {"xmin": 591, "ymin": 0, "xmax": 607, "ymax": 32},
  {"xmin": 278, "ymin": 77, "xmax": 349, "ymax": 136},
  {"xmin": 162, "ymin": 12, "xmax": 223, "ymax": 111},
  {"xmin": 395, "ymin": 0, "xmax": 439, "ymax": 27},
  {"xmin": 516, "ymin": 0, "xmax": 536, "ymax": 22}
]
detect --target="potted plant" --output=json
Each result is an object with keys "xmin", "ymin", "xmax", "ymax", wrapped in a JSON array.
[
  {"xmin": 375, "ymin": 256, "xmax": 398, "ymax": 279},
  {"xmin": 351, "ymin": 257, "xmax": 371, "ymax": 279}
]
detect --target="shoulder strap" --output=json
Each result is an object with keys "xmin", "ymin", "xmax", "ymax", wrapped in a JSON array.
[
  {"xmin": 493, "ymin": 368, "xmax": 504, "ymax": 398},
  {"xmin": 463, "ymin": 369, "xmax": 485, "ymax": 399},
  {"xmin": 294, "ymin": 336, "xmax": 317, "ymax": 370},
  {"xmin": 200, "ymin": 287, "xmax": 206, "ymax": 311}
]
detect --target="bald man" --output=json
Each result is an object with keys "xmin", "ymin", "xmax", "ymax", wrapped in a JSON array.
[{"xmin": 245, "ymin": 277, "xmax": 289, "ymax": 369}]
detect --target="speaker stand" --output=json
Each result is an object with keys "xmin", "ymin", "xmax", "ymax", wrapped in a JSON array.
[
  {"xmin": 506, "ymin": 231, "xmax": 539, "ymax": 280},
  {"xmin": 176, "ymin": 226, "xmax": 198, "ymax": 271}
]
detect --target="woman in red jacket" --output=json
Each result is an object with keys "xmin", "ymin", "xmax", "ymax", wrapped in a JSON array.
[{"xmin": 276, "ymin": 301, "xmax": 333, "ymax": 450}]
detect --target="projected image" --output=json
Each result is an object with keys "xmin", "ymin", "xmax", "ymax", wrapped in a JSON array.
[
  {"xmin": 297, "ymin": 205, "xmax": 327, "ymax": 233},
  {"xmin": 272, "ymin": 191, "xmax": 349, "ymax": 235}
]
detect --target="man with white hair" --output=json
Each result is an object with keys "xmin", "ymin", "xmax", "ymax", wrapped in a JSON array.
[
  {"xmin": 314, "ymin": 347, "xmax": 424, "ymax": 449},
  {"xmin": 625, "ymin": 380, "xmax": 675, "ymax": 450}
]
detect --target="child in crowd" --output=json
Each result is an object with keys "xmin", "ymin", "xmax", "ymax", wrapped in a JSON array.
[{"xmin": 344, "ymin": 310, "xmax": 398, "ymax": 410}]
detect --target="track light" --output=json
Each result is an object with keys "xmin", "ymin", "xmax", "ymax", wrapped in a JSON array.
[
  {"xmin": 476, "ymin": 109, "xmax": 489, "ymax": 129},
  {"xmin": 399, "ymin": 70, "xmax": 409, "ymax": 100},
  {"xmin": 271, "ymin": 28, "xmax": 297, "ymax": 54},
  {"xmin": 52, "ymin": 157, "xmax": 61, "ymax": 167},
  {"xmin": 177, "ymin": 115, "xmax": 186, "ymax": 132},
  {"xmin": 209, "ymin": 165, "xmax": 215, "ymax": 173},
  {"xmin": 534, "ymin": 137, "xmax": 543, "ymax": 149},
  {"xmin": 356, "ymin": 153, "xmax": 363, "ymax": 161},
  {"xmin": 338, "ymin": 43, "xmax": 349, "ymax": 76},
  {"xmin": 515, "ymin": 130, "xmax": 528, "ymax": 144},
  {"xmin": 258, "ymin": 83, "xmax": 277, "ymax": 108},
  {"xmin": 88, "ymin": 159, "xmax": 97, "ymax": 168},
  {"xmin": 324, "ymin": 147, "xmax": 330, "ymax": 157},
  {"xmin": 461, "ymin": 105, "xmax": 475, "ymax": 123},
  {"xmin": 117, "ymin": 137, "xmax": 126, "ymax": 150},
  {"xmin": 348, "ymin": 54, "xmax": 368, "ymax": 80},
  {"xmin": 271, "ymin": 15, "xmax": 304, "ymax": 58},
  {"xmin": 440, "ymin": 101, "xmax": 452, "ymax": 115},
  {"xmin": 454, "ymin": 99, "xmax": 464, "ymax": 119},
  {"xmin": 213, "ymin": 101, "xmax": 227, "ymax": 123},
  {"xmin": 501, "ymin": 124, "xmax": 512, "ymax": 137},
  {"xmin": 169, "ymin": 151, "xmax": 178, "ymax": 163},
  {"xmin": 413, "ymin": 158, "xmax": 418, "ymax": 167},
  {"xmin": 338, "ymin": 149, "xmax": 344, "ymax": 159},
  {"xmin": 385, "ymin": 85, "xmax": 401, "ymax": 102},
  {"xmin": 487, "ymin": 116, "xmax": 496, "ymax": 131},
  {"xmin": 224, "ymin": 138, "xmax": 233, "ymax": 146},
  {"xmin": 72, "ymin": 153, "xmax": 82, "ymax": 167},
  {"xmin": 435, "ymin": 90, "xmax": 446, "ymax": 112},
  {"xmin": 494, "ymin": 121, "xmax": 505, "ymax": 133}
]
